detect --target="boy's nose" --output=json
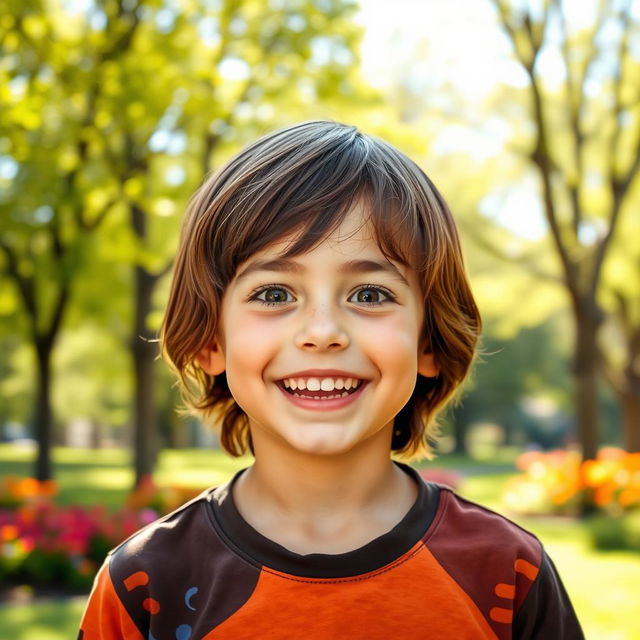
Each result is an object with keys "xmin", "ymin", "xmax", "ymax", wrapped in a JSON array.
[{"xmin": 294, "ymin": 305, "xmax": 349, "ymax": 351}]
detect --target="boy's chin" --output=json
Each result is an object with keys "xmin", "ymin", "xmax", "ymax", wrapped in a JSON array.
[{"xmin": 278, "ymin": 427, "xmax": 377, "ymax": 458}]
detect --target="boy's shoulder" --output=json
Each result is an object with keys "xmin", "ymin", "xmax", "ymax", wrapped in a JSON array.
[
  {"xmin": 425, "ymin": 483, "xmax": 544, "ymax": 615},
  {"xmin": 109, "ymin": 487, "xmax": 214, "ymax": 553},
  {"xmin": 432, "ymin": 483, "xmax": 541, "ymax": 546},
  {"xmin": 428, "ymin": 482, "xmax": 542, "ymax": 562},
  {"xmin": 103, "ymin": 480, "xmax": 262, "ymax": 634},
  {"xmin": 424, "ymin": 485, "xmax": 584, "ymax": 638},
  {"xmin": 107, "ymin": 480, "xmax": 239, "ymax": 566}
]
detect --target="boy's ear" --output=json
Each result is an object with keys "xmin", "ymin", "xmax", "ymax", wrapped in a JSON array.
[
  {"xmin": 195, "ymin": 341, "xmax": 226, "ymax": 376},
  {"xmin": 418, "ymin": 349, "xmax": 439, "ymax": 378}
]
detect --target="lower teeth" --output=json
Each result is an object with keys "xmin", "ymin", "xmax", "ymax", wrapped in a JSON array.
[{"xmin": 292, "ymin": 392, "xmax": 350, "ymax": 399}]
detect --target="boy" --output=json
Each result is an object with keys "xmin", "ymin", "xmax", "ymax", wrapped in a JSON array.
[{"xmin": 79, "ymin": 121, "xmax": 583, "ymax": 639}]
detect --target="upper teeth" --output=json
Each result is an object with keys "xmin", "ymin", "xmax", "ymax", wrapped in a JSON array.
[{"xmin": 282, "ymin": 377, "xmax": 362, "ymax": 391}]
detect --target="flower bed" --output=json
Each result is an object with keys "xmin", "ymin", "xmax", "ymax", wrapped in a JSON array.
[
  {"xmin": 0, "ymin": 476, "xmax": 200, "ymax": 592},
  {"xmin": 417, "ymin": 467, "xmax": 462, "ymax": 491},
  {"xmin": 502, "ymin": 447, "xmax": 640, "ymax": 551},
  {"xmin": 502, "ymin": 449, "xmax": 584, "ymax": 516}
]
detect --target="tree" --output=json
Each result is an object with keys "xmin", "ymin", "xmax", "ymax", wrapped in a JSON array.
[
  {"xmin": 598, "ymin": 209, "xmax": 640, "ymax": 451},
  {"xmin": 484, "ymin": 0, "xmax": 640, "ymax": 458},
  {"xmin": 0, "ymin": 0, "xmax": 139, "ymax": 478}
]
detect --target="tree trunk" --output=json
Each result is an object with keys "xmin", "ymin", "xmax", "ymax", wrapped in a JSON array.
[
  {"xmin": 620, "ymin": 390, "xmax": 640, "ymax": 452},
  {"xmin": 131, "ymin": 261, "xmax": 159, "ymax": 487},
  {"xmin": 451, "ymin": 403, "xmax": 470, "ymax": 455},
  {"xmin": 169, "ymin": 414, "xmax": 189, "ymax": 449},
  {"xmin": 90, "ymin": 420, "xmax": 102, "ymax": 449},
  {"xmin": 34, "ymin": 337, "xmax": 54, "ymax": 481},
  {"xmin": 130, "ymin": 200, "xmax": 161, "ymax": 487},
  {"xmin": 573, "ymin": 309, "xmax": 601, "ymax": 462}
]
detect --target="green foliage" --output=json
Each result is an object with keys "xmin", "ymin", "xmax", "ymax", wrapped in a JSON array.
[
  {"xmin": 52, "ymin": 325, "xmax": 131, "ymax": 428},
  {"xmin": 0, "ymin": 0, "xmax": 368, "ymax": 474},
  {"xmin": 0, "ymin": 0, "xmax": 364, "ymax": 307},
  {"xmin": 18, "ymin": 548, "xmax": 91, "ymax": 591},
  {"xmin": 587, "ymin": 510, "xmax": 640, "ymax": 552}
]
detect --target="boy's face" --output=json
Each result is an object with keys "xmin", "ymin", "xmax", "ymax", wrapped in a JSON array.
[{"xmin": 197, "ymin": 203, "xmax": 438, "ymax": 458}]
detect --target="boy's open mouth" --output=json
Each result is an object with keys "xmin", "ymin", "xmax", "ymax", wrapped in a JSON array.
[{"xmin": 276, "ymin": 376, "xmax": 366, "ymax": 400}]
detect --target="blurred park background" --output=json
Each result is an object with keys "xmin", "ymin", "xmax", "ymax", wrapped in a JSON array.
[{"xmin": 1, "ymin": 0, "xmax": 640, "ymax": 638}]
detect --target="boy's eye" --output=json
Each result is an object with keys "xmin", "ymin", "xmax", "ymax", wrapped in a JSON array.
[
  {"xmin": 250, "ymin": 286, "xmax": 295, "ymax": 306},
  {"xmin": 349, "ymin": 286, "xmax": 395, "ymax": 305}
]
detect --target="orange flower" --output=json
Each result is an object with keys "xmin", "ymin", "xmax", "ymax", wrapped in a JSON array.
[
  {"xmin": 15, "ymin": 478, "xmax": 40, "ymax": 499},
  {"xmin": 77, "ymin": 558, "xmax": 95, "ymax": 576},
  {"xmin": 17, "ymin": 537, "xmax": 35, "ymax": 553},
  {"xmin": 582, "ymin": 460, "xmax": 615, "ymax": 488},
  {"xmin": 593, "ymin": 485, "xmax": 614, "ymax": 507},
  {"xmin": 504, "ymin": 448, "xmax": 640, "ymax": 515},
  {"xmin": 516, "ymin": 451, "xmax": 543, "ymax": 471},
  {"xmin": 40, "ymin": 480, "xmax": 58, "ymax": 498},
  {"xmin": 17, "ymin": 505, "xmax": 36, "ymax": 524},
  {"xmin": 1, "ymin": 524, "xmax": 19, "ymax": 541},
  {"xmin": 551, "ymin": 478, "xmax": 581, "ymax": 506},
  {"xmin": 597, "ymin": 447, "xmax": 626, "ymax": 462},
  {"xmin": 619, "ymin": 488, "xmax": 640, "ymax": 508},
  {"xmin": 623, "ymin": 454, "xmax": 640, "ymax": 472}
]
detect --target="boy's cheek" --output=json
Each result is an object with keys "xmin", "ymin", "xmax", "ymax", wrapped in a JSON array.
[
  {"xmin": 224, "ymin": 311, "xmax": 276, "ymax": 344},
  {"xmin": 223, "ymin": 324, "xmax": 285, "ymax": 375},
  {"xmin": 358, "ymin": 316, "xmax": 421, "ymax": 350}
]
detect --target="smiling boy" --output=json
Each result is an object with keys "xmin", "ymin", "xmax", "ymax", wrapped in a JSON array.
[{"xmin": 79, "ymin": 121, "xmax": 583, "ymax": 639}]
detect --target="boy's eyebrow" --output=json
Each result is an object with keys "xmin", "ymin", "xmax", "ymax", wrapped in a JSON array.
[
  {"xmin": 235, "ymin": 259, "xmax": 305, "ymax": 282},
  {"xmin": 342, "ymin": 259, "xmax": 410, "ymax": 287},
  {"xmin": 235, "ymin": 257, "xmax": 410, "ymax": 287}
]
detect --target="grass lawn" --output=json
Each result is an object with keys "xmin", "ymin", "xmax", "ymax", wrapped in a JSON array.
[
  {"xmin": 1, "ymin": 444, "xmax": 639, "ymax": 639},
  {"xmin": 1, "ymin": 598, "xmax": 87, "ymax": 640}
]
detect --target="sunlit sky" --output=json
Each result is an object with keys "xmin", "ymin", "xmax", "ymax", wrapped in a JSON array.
[
  {"xmin": 355, "ymin": 0, "xmax": 608, "ymax": 241},
  {"xmin": 358, "ymin": 0, "xmax": 515, "ymax": 96},
  {"xmin": 356, "ymin": 0, "xmax": 607, "ymax": 91}
]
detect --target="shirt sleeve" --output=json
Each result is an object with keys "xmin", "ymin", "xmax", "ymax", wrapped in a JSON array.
[
  {"xmin": 513, "ymin": 549, "xmax": 585, "ymax": 639},
  {"xmin": 77, "ymin": 558, "xmax": 144, "ymax": 640}
]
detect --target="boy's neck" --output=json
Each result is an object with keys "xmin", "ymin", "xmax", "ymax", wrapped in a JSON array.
[{"xmin": 231, "ymin": 435, "xmax": 418, "ymax": 554}]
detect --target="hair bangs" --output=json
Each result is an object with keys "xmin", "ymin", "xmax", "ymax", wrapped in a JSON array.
[
  {"xmin": 230, "ymin": 135, "xmax": 432, "ymax": 278},
  {"xmin": 207, "ymin": 125, "xmax": 373, "ymax": 283}
]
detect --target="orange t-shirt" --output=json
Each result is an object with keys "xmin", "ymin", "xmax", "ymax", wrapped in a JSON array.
[{"xmin": 78, "ymin": 463, "xmax": 583, "ymax": 639}]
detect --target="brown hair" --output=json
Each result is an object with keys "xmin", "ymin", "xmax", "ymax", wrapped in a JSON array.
[{"xmin": 160, "ymin": 121, "xmax": 481, "ymax": 459}]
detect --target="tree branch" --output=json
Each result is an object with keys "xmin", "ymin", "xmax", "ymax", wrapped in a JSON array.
[
  {"xmin": 491, "ymin": 0, "xmax": 579, "ymax": 298},
  {"xmin": 0, "ymin": 237, "xmax": 38, "ymax": 334},
  {"xmin": 46, "ymin": 278, "xmax": 71, "ymax": 344},
  {"xmin": 153, "ymin": 258, "xmax": 174, "ymax": 280},
  {"xmin": 556, "ymin": 0, "xmax": 605, "ymax": 237},
  {"xmin": 85, "ymin": 197, "xmax": 119, "ymax": 232},
  {"xmin": 528, "ymin": 69, "xmax": 579, "ymax": 298}
]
